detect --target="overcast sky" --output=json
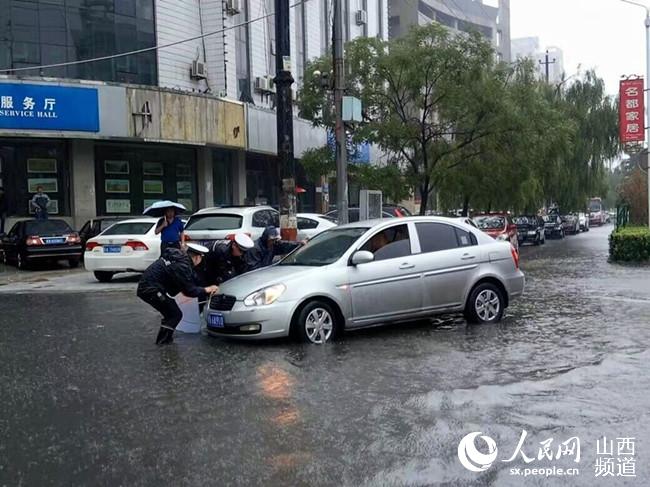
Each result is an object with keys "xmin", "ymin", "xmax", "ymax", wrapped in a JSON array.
[{"xmin": 507, "ymin": 0, "xmax": 648, "ymax": 96}]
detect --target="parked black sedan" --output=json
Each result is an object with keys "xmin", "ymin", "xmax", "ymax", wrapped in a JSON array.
[
  {"xmin": 514, "ymin": 215, "xmax": 546, "ymax": 246},
  {"xmin": 1, "ymin": 219, "xmax": 83, "ymax": 270}
]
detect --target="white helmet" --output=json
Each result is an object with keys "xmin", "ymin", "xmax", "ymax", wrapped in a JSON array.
[{"xmin": 233, "ymin": 233, "xmax": 255, "ymax": 250}]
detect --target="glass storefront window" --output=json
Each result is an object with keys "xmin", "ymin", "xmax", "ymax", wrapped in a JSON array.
[
  {"xmin": 0, "ymin": 0, "xmax": 157, "ymax": 85},
  {"xmin": 213, "ymin": 150, "xmax": 233, "ymax": 207},
  {"xmin": 0, "ymin": 140, "xmax": 70, "ymax": 217},
  {"xmin": 95, "ymin": 144, "xmax": 197, "ymax": 216}
]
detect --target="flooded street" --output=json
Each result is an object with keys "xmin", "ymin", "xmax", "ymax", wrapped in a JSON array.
[{"xmin": 1, "ymin": 224, "xmax": 649, "ymax": 486}]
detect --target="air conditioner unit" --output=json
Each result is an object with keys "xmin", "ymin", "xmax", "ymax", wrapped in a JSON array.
[
  {"xmin": 190, "ymin": 60, "xmax": 207, "ymax": 80},
  {"xmin": 226, "ymin": 0, "xmax": 241, "ymax": 15},
  {"xmin": 356, "ymin": 10, "xmax": 367, "ymax": 25},
  {"xmin": 255, "ymin": 76, "xmax": 270, "ymax": 92},
  {"xmin": 266, "ymin": 75, "xmax": 276, "ymax": 93}
]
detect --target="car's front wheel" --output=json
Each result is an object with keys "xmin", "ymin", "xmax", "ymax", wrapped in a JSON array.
[
  {"xmin": 94, "ymin": 271, "xmax": 114, "ymax": 282},
  {"xmin": 17, "ymin": 252, "xmax": 28, "ymax": 270},
  {"xmin": 465, "ymin": 283, "xmax": 505, "ymax": 324},
  {"xmin": 293, "ymin": 300, "xmax": 338, "ymax": 344}
]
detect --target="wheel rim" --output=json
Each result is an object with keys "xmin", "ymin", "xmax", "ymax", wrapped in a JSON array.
[
  {"xmin": 305, "ymin": 307, "xmax": 333, "ymax": 344},
  {"xmin": 475, "ymin": 290, "xmax": 500, "ymax": 322},
  {"xmin": 17, "ymin": 253, "xmax": 23, "ymax": 268}
]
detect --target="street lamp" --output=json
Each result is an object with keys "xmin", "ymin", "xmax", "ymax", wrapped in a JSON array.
[{"xmin": 622, "ymin": 0, "xmax": 650, "ymax": 226}]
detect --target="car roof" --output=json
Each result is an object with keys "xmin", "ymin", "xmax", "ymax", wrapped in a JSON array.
[
  {"xmin": 336, "ymin": 215, "xmax": 481, "ymax": 231},
  {"xmin": 108, "ymin": 217, "xmax": 159, "ymax": 224},
  {"xmin": 191, "ymin": 205, "xmax": 275, "ymax": 216},
  {"xmin": 297, "ymin": 213, "xmax": 328, "ymax": 219}
]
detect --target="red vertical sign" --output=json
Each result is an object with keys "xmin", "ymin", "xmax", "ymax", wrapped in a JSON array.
[{"xmin": 620, "ymin": 78, "xmax": 645, "ymax": 143}]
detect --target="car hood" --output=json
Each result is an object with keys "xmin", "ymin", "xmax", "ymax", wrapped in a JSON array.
[{"xmin": 219, "ymin": 265, "xmax": 317, "ymax": 298}]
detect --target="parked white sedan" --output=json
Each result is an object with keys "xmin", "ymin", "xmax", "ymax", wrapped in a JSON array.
[
  {"xmin": 297, "ymin": 213, "xmax": 337, "ymax": 240},
  {"xmin": 84, "ymin": 218, "xmax": 161, "ymax": 282}
]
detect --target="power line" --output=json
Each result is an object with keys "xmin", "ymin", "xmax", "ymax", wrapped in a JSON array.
[{"xmin": 0, "ymin": 0, "xmax": 311, "ymax": 74}]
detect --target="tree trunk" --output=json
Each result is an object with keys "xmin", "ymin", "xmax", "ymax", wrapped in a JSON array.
[
  {"xmin": 462, "ymin": 196, "xmax": 470, "ymax": 217},
  {"xmin": 419, "ymin": 183, "xmax": 430, "ymax": 215}
]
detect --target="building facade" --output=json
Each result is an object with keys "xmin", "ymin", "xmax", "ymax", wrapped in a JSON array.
[
  {"xmin": 511, "ymin": 37, "xmax": 565, "ymax": 84},
  {"xmin": 0, "ymin": 0, "xmax": 388, "ymax": 229},
  {"xmin": 389, "ymin": 0, "xmax": 511, "ymax": 63}
]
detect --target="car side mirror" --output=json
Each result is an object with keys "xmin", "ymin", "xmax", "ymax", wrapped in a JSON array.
[{"xmin": 351, "ymin": 250, "xmax": 374, "ymax": 266}]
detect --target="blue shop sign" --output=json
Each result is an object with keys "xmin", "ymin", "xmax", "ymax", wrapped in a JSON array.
[
  {"xmin": 0, "ymin": 83, "xmax": 99, "ymax": 132},
  {"xmin": 327, "ymin": 130, "xmax": 370, "ymax": 164}
]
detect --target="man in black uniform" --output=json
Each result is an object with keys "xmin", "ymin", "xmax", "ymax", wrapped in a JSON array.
[
  {"xmin": 200, "ymin": 233, "xmax": 256, "ymax": 285},
  {"xmin": 137, "ymin": 243, "xmax": 218, "ymax": 345},
  {"xmin": 245, "ymin": 226, "xmax": 303, "ymax": 271}
]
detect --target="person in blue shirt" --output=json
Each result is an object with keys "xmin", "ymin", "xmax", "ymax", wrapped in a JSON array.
[{"xmin": 155, "ymin": 207, "xmax": 185, "ymax": 255}]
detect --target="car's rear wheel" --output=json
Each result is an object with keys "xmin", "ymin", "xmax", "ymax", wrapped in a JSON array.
[
  {"xmin": 293, "ymin": 300, "xmax": 338, "ymax": 344},
  {"xmin": 68, "ymin": 259, "xmax": 80, "ymax": 269},
  {"xmin": 94, "ymin": 271, "xmax": 114, "ymax": 282},
  {"xmin": 465, "ymin": 283, "xmax": 504, "ymax": 324}
]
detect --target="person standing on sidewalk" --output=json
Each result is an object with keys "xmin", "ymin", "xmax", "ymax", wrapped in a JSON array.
[
  {"xmin": 155, "ymin": 207, "xmax": 185, "ymax": 255},
  {"xmin": 0, "ymin": 187, "xmax": 7, "ymax": 234},
  {"xmin": 137, "ymin": 243, "xmax": 218, "ymax": 345},
  {"xmin": 30, "ymin": 186, "xmax": 50, "ymax": 220}
]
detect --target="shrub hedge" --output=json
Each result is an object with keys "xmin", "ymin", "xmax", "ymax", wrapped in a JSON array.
[{"xmin": 609, "ymin": 226, "xmax": 650, "ymax": 262}]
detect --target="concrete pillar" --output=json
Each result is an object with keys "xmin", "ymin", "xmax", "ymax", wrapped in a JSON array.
[
  {"xmin": 232, "ymin": 150, "xmax": 247, "ymax": 205},
  {"xmin": 197, "ymin": 147, "xmax": 213, "ymax": 210},
  {"xmin": 70, "ymin": 139, "xmax": 96, "ymax": 229}
]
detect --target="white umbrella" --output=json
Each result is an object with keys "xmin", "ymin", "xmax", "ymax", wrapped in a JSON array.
[{"xmin": 143, "ymin": 200, "xmax": 187, "ymax": 218}]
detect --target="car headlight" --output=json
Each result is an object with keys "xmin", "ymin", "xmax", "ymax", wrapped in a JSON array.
[
  {"xmin": 496, "ymin": 234, "xmax": 509, "ymax": 241},
  {"xmin": 244, "ymin": 284, "xmax": 286, "ymax": 306}
]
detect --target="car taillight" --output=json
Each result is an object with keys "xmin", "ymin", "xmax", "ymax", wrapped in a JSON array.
[
  {"xmin": 86, "ymin": 241, "xmax": 101, "ymax": 251},
  {"xmin": 26, "ymin": 236, "xmax": 42, "ymax": 246},
  {"xmin": 66, "ymin": 233, "xmax": 81, "ymax": 244},
  {"xmin": 126, "ymin": 240, "xmax": 149, "ymax": 251},
  {"xmin": 511, "ymin": 244, "xmax": 519, "ymax": 270}
]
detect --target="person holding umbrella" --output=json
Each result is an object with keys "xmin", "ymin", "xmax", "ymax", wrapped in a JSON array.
[{"xmin": 143, "ymin": 200, "xmax": 187, "ymax": 255}]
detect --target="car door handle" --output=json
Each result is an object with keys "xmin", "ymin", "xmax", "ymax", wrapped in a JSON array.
[
  {"xmin": 399, "ymin": 263, "xmax": 415, "ymax": 270},
  {"xmin": 461, "ymin": 254, "xmax": 476, "ymax": 260}
]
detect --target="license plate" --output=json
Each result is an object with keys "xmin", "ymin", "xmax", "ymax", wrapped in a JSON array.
[
  {"xmin": 103, "ymin": 245, "xmax": 122, "ymax": 253},
  {"xmin": 44, "ymin": 237, "xmax": 65, "ymax": 245},
  {"xmin": 208, "ymin": 313, "xmax": 224, "ymax": 328}
]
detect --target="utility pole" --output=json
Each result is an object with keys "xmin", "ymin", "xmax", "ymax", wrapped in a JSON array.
[
  {"xmin": 274, "ymin": 0, "xmax": 297, "ymax": 240},
  {"xmin": 539, "ymin": 50, "xmax": 556, "ymax": 83},
  {"xmin": 333, "ymin": 0, "xmax": 348, "ymax": 224}
]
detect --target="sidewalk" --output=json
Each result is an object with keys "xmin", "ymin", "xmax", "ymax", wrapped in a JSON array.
[{"xmin": 0, "ymin": 264, "xmax": 138, "ymax": 293}]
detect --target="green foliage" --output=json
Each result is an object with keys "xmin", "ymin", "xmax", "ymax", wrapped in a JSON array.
[
  {"xmin": 297, "ymin": 24, "xmax": 620, "ymax": 215},
  {"xmin": 300, "ymin": 146, "xmax": 335, "ymax": 183},
  {"xmin": 609, "ymin": 226, "xmax": 650, "ymax": 262}
]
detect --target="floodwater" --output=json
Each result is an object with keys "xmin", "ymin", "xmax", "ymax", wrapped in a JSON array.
[{"xmin": 1, "ymin": 225, "xmax": 648, "ymax": 486}]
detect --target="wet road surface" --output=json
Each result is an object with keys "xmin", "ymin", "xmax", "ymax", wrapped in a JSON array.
[{"xmin": 1, "ymin": 224, "xmax": 649, "ymax": 486}]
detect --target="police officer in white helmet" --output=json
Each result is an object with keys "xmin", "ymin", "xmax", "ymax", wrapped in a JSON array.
[{"xmin": 137, "ymin": 243, "xmax": 219, "ymax": 345}]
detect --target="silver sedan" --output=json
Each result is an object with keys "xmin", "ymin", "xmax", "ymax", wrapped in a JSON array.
[{"xmin": 205, "ymin": 217, "xmax": 525, "ymax": 344}]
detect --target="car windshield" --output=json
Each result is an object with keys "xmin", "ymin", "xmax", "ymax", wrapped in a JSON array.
[
  {"xmin": 25, "ymin": 220, "xmax": 72, "ymax": 236},
  {"xmin": 589, "ymin": 202, "xmax": 602, "ymax": 212},
  {"xmin": 474, "ymin": 216, "xmax": 505, "ymax": 230},
  {"xmin": 184, "ymin": 214, "xmax": 243, "ymax": 231},
  {"xmin": 515, "ymin": 216, "xmax": 536, "ymax": 225},
  {"xmin": 279, "ymin": 227, "xmax": 368, "ymax": 266},
  {"xmin": 102, "ymin": 222, "xmax": 155, "ymax": 235}
]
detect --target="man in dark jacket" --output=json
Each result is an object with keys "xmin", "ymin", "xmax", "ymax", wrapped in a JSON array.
[
  {"xmin": 199, "ymin": 233, "xmax": 255, "ymax": 285},
  {"xmin": 245, "ymin": 226, "xmax": 303, "ymax": 271},
  {"xmin": 0, "ymin": 187, "xmax": 6, "ymax": 234},
  {"xmin": 137, "ymin": 243, "xmax": 218, "ymax": 345}
]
